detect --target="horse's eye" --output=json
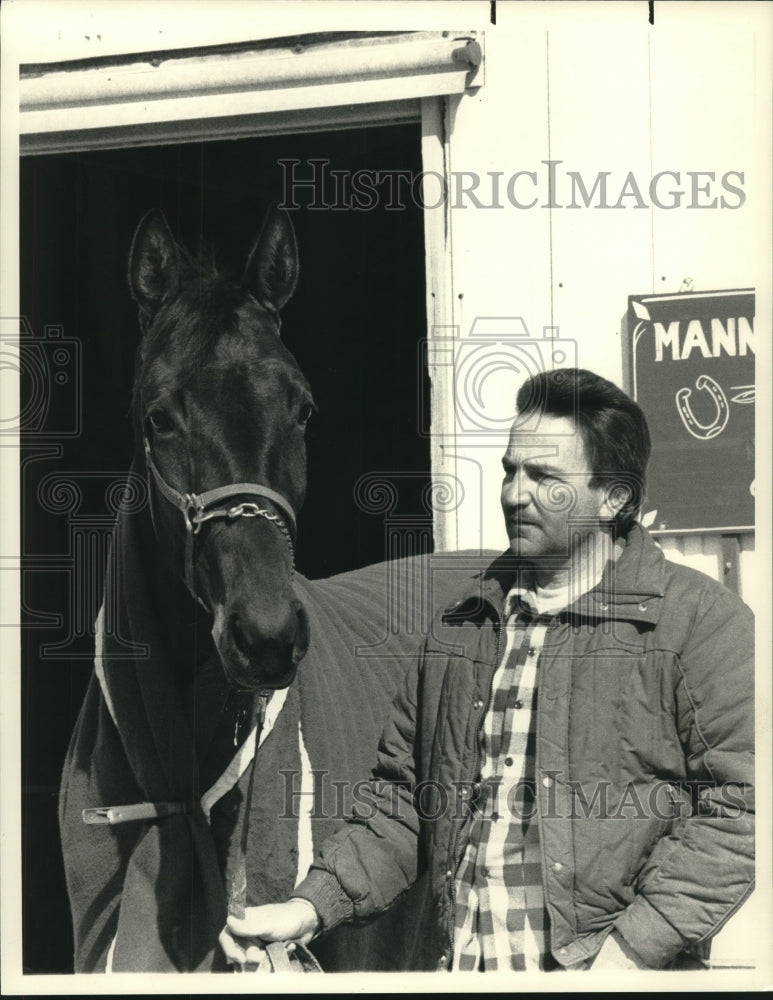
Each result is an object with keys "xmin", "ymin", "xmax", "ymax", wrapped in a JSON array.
[
  {"xmin": 299, "ymin": 403, "xmax": 313, "ymax": 425},
  {"xmin": 148, "ymin": 410, "xmax": 174, "ymax": 434}
]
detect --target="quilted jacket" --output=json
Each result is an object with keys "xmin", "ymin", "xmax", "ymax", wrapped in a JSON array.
[{"xmin": 293, "ymin": 524, "xmax": 755, "ymax": 970}]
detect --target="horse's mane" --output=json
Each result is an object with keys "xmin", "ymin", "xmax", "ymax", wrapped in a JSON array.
[{"xmin": 131, "ymin": 241, "xmax": 253, "ymax": 416}]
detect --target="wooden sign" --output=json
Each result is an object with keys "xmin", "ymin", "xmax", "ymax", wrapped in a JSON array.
[{"xmin": 625, "ymin": 289, "xmax": 755, "ymax": 532}]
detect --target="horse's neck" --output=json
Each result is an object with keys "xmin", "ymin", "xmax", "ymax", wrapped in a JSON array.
[{"xmin": 136, "ymin": 500, "xmax": 216, "ymax": 690}]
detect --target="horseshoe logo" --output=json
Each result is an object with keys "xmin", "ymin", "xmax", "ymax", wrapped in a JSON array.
[{"xmin": 675, "ymin": 375, "xmax": 729, "ymax": 440}]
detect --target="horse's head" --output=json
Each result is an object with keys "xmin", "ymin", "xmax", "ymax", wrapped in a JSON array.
[{"xmin": 129, "ymin": 206, "xmax": 312, "ymax": 691}]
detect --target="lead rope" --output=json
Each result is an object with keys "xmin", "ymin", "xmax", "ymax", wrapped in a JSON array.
[
  {"xmin": 228, "ymin": 690, "xmax": 268, "ymax": 971},
  {"xmin": 227, "ymin": 694, "xmax": 321, "ymax": 973}
]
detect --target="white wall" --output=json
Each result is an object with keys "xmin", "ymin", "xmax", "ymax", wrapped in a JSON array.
[{"xmin": 441, "ymin": 4, "xmax": 768, "ymax": 609}]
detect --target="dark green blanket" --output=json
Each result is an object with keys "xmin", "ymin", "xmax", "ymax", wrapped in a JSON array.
[{"xmin": 59, "ymin": 495, "xmax": 495, "ymax": 972}]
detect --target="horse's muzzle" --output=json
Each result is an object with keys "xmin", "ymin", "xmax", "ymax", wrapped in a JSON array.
[{"xmin": 213, "ymin": 599, "xmax": 310, "ymax": 691}]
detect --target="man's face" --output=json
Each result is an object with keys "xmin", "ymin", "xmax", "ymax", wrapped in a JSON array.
[{"xmin": 500, "ymin": 413, "xmax": 610, "ymax": 563}]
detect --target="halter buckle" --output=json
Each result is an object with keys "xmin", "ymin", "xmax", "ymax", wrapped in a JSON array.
[{"xmin": 183, "ymin": 495, "xmax": 205, "ymax": 535}]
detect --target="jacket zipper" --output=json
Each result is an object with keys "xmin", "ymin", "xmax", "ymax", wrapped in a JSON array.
[{"xmin": 446, "ymin": 605, "xmax": 504, "ymax": 944}]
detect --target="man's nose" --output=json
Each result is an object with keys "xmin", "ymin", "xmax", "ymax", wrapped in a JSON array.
[{"xmin": 502, "ymin": 472, "xmax": 533, "ymax": 508}]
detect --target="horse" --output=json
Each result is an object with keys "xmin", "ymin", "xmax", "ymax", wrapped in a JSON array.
[
  {"xmin": 129, "ymin": 205, "xmax": 310, "ymax": 693},
  {"xmin": 58, "ymin": 204, "xmax": 484, "ymax": 974}
]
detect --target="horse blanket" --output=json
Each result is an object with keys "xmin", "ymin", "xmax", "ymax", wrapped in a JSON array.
[{"xmin": 58, "ymin": 491, "xmax": 495, "ymax": 972}]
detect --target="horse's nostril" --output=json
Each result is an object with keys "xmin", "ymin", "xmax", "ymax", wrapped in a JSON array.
[
  {"xmin": 223, "ymin": 602, "xmax": 308, "ymax": 688},
  {"xmin": 228, "ymin": 606, "xmax": 302, "ymax": 664}
]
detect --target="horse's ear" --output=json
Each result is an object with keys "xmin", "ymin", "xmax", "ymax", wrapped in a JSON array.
[
  {"xmin": 242, "ymin": 205, "xmax": 299, "ymax": 316},
  {"xmin": 128, "ymin": 209, "xmax": 180, "ymax": 327}
]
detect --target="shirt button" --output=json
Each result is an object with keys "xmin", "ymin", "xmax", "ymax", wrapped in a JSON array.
[
  {"xmin": 438, "ymin": 955, "xmax": 447, "ymax": 968},
  {"xmin": 445, "ymin": 869, "xmax": 454, "ymax": 879},
  {"xmin": 480, "ymin": 867, "xmax": 490, "ymax": 878},
  {"xmin": 491, "ymin": 812, "xmax": 500, "ymax": 822},
  {"xmin": 542, "ymin": 775, "xmax": 554, "ymax": 788},
  {"xmin": 599, "ymin": 603, "xmax": 609, "ymax": 612},
  {"xmin": 638, "ymin": 603, "xmax": 647, "ymax": 612},
  {"xmin": 473, "ymin": 698, "xmax": 484, "ymax": 709},
  {"xmin": 552, "ymin": 861, "xmax": 563, "ymax": 871},
  {"xmin": 514, "ymin": 699, "xmax": 523, "ymax": 710},
  {"xmin": 505, "ymin": 756, "xmax": 514, "ymax": 767},
  {"xmin": 528, "ymin": 647, "xmax": 537, "ymax": 657}
]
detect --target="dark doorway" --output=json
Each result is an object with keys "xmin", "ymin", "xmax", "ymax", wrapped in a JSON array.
[{"xmin": 19, "ymin": 123, "xmax": 429, "ymax": 973}]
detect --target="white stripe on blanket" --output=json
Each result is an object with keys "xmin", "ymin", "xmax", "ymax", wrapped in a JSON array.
[
  {"xmin": 295, "ymin": 726, "xmax": 315, "ymax": 886},
  {"xmin": 200, "ymin": 687, "xmax": 289, "ymax": 819},
  {"xmin": 105, "ymin": 934, "xmax": 116, "ymax": 973},
  {"xmin": 199, "ymin": 709, "xmax": 314, "ymax": 885},
  {"xmin": 93, "ymin": 604, "xmax": 119, "ymax": 729}
]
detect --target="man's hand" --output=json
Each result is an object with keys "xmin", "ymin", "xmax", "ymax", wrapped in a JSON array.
[
  {"xmin": 218, "ymin": 898, "xmax": 321, "ymax": 968},
  {"xmin": 588, "ymin": 929, "xmax": 652, "ymax": 970}
]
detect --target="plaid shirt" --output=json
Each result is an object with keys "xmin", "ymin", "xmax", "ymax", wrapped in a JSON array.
[
  {"xmin": 452, "ymin": 549, "xmax": 623, "ymax": 972},
  {"xmin": 452, "ymin": 589, "xmax": 554, "ymax": 971}
]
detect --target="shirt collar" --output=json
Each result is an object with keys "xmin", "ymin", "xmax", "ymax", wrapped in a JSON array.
[
  {"xmin": 444, "ymin": 524, "xmax": 665, "ymax": 625},
  {"xmin": 503, "ymin": 536, "xmax": 625, "ymax": 619}
]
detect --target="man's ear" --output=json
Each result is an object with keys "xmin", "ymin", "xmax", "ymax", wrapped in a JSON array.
[{"xmin": 599, "ymin": 477, "xmax": 636, "ymax": 520}]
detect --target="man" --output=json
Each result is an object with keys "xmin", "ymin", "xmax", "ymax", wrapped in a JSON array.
[{"xmin": 219, "ymin": 368, "xmax": 755, "ymax": 972}]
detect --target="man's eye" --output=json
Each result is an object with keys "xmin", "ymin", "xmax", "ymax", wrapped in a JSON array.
[{"xmin": 148, "ymin": 410, "xmax": 174, "ymax": 434}]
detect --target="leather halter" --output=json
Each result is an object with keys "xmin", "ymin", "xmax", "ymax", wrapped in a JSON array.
[{"xmin": 143, "ymin": 437, "xmax": 296, "ymax": 606}]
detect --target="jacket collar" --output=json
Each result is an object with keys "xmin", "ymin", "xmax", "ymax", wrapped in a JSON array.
[{"xmin": 442, "ymin": 524, "xmax": 666, "ymax": 626}]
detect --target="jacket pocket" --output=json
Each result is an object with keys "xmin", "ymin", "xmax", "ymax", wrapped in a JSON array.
[{"xmin": 629, "ymin": 781, "xmax": 693, "ymax": 890}]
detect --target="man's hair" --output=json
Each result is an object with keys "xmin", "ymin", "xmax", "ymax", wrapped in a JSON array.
[{"xmin": 515, "ymin": 368, "xmax": 651, "ymax": 534}]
